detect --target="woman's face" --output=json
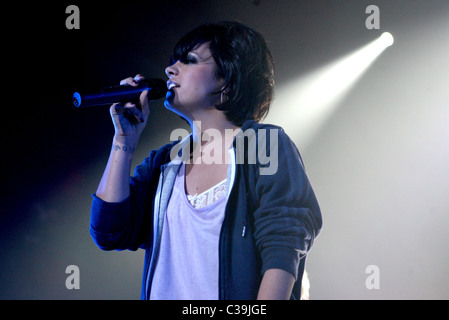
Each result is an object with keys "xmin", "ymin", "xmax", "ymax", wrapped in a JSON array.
[{"xmin": 164, "ymin": 42, "xmax": 223, "ymax": 120}]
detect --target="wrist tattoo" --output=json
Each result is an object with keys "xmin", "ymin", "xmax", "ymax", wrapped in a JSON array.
[{"xmin": 112, "ymin": 144, "xmax": 136, "ymax": 154}]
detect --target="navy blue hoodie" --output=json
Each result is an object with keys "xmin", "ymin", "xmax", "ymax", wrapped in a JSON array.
[{"xmin": 90, "ymin": 120, "xmax": 322, "ymax": 299}]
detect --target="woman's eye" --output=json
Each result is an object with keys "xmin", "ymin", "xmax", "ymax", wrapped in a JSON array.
[{"xmin": 181, "ymin": 55, "xmax": 197, "ymax": 64}]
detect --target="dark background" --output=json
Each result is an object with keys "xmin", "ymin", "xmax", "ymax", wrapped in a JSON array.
[{"xmin": 1, "ymin": 0, "xmax": 448, "ymax": 299}]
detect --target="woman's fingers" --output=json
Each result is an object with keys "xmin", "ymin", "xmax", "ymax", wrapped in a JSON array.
[
  {"xmin": 111, "ymin": 102, "xmax": 144, "ymax": 124},
  {"xmin": 111, "ymin": 74, "xmax": 148, "ymax": 131},
  {"xmin": 123, "ymin": 102, "xmax": 145, "ymax": 123},
  {"xmin": 119, "ymin": 74, "xmax": 145, "ymax": 86},
  {"xmin": 119, "ymin": 77, "xmax": 137, "ymax": 86},
  {"xmin": 134, "ymin": 74, "xmax": 144, "ymax": 82},
  {"xmin": 111, "ymin": 102, "xmax": 125, "ymax": 114}
]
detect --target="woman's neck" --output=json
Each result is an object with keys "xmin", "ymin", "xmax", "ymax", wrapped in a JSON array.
[
  {"xmin": 187, "ymin": 110, "xmax": 241, "ymax": 164},
  {"xmin": 189, "ymin": 110, "xmax": 240, "ymax": 145}
]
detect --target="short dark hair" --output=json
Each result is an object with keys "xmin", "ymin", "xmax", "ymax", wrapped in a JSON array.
[{"xmin": 170, "ymin": 21, "xmax": 275, "ymax": 127}]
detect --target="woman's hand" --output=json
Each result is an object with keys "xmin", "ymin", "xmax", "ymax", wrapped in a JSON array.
[
  {"xmin": 96, "ymin": 74, "xmax": 150, "ymax": 203},
  {"xmin": 110, "ymin": 74, "xmax": 150, "ymax": 145}
]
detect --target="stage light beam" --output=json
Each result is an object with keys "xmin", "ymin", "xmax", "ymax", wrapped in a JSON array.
[{"xmin": 265, "ymin": 32, "xmax": 395, "ymax": 149}]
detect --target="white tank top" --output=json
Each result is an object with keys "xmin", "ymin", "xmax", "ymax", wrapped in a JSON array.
[{"xmin": 149, "ymin": 163, "xmax": 227, "ymax": 300}]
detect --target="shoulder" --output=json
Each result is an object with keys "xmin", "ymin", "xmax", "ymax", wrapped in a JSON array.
[
  {"xmin": 241, "ymin": 119, "xmax": 284, "ymax": 132},
  {"xmin": 239, "ymin": 119, "xmax": 294, "ymax": 148},
  {"xmin": 236, "ymin": 120, "xmax": 303, "ymax": 176},
  {"xmin": 151, "ymin": 139, "xmax": 181, "ymax": 163}
]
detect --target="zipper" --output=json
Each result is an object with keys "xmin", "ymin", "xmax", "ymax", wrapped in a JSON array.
[
  {"xmin": 144, "ymin": 165, "xmax": 165, "ymax": 300},
  {"xmin": 242, "ymin": 215, "xmax": 247, "ymax": 238},
  {"xmin": 218, "ymin": 147, "xmax": 237, "ymax": 300}
]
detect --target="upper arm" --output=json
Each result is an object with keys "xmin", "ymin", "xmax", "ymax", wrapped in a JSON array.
[
  {"xmin": 90, "ymin": 145, "xmax": 172, "ymax": 251},
  {"xmin": 252, "ymin": 128, "xmax": 322, "ymax": 279}
]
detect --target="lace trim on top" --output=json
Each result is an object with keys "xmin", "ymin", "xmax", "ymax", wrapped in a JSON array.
[{"xmin": 187, "ymin": 179, "xmax": 227, "ymax": 209}]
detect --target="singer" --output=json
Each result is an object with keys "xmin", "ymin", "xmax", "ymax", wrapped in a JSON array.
[{"xmin": 90, "ymin": 21, "xmax": 322, "ymax": 300}]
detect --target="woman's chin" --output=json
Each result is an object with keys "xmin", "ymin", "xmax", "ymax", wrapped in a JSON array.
[
  {"xmin": 164, "ymin": 99, "xmax": 191, "ymax": 121},
  {"xmin": 164, "ymin": 95, "xmax": 178, "ymax": 112}
]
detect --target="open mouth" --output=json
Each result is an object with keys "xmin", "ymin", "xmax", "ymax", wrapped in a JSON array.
[{"xmin": 167, "ymin": 81, "xmax": 180, "ymax": 90}]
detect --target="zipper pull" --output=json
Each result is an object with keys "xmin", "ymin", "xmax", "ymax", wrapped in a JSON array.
[{"xmin": 241, "ymin": 225, "xmax": 247, "ymax": 238}]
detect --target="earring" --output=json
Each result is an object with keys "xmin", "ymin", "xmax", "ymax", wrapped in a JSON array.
[{"xmin": 220, "ymin": 91, "xmax": 228, "ymax": 104}]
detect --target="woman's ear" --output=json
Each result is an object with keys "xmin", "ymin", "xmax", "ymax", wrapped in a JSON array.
[{"xmin": 221, "ymin": 86, "xmax": 230, "ymax": 95}]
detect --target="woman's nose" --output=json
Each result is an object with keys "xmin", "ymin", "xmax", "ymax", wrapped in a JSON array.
[{"xmin": 165, "ymin": 61, "xmax": 180, "ymax": 78}]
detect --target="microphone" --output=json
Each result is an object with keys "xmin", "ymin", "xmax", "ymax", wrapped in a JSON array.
[{"xmin": 73, "ymin": 78, "xmax": 167, "ymax": 108}]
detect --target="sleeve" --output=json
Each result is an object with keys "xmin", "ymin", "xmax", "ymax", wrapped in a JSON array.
[
  {"xmin": 252, "ymin": 128, "xmax": 323, "ymax": 280},
  {"xmin": 90, "ymin": 145, "xmax": 170, "ymax": 251}
]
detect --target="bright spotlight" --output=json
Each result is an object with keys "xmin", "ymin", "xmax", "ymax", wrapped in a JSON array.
[
  {"xmin": 379, "ymin": 32, "xmax": 394, "ymax": 47},
  {"xmin": 265, "ymin": 32, "xmax": 395, "ymax": 149}
]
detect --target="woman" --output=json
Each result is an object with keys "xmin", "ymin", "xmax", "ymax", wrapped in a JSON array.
[{"xmin": 91, "ymin": 21, "xmax": 322, "ymax": 300}]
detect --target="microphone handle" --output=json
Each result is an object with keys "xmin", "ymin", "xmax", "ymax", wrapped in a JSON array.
[{"xmin": 73, "ymin": 78, "xmax": 167, "ymax": 108}]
